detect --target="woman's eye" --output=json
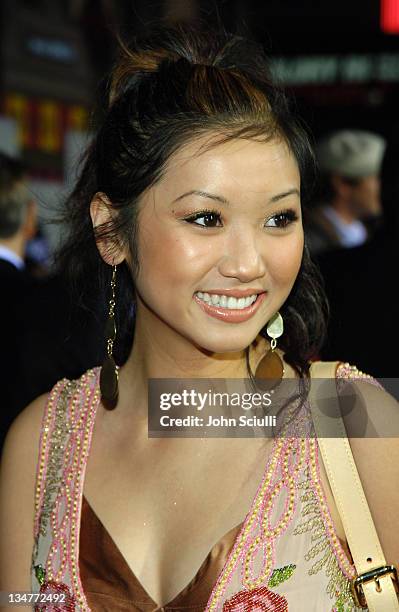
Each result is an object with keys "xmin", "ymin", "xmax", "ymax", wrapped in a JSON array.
[
  {"xmin": 265, "ymin": 210, "xmax": 298, "ymax": 228},
  {"xmin": 185, "ymin": 211, "xmax": 222, "ymax": 228}
]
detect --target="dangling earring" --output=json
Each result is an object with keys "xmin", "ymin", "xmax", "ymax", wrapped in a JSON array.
[
  {"xmin": 255, "ymin": 311, "xmax": 285, "ymax": 387},
  {"xmin": 100, "ymin": 264, "xmax": 119, "ymax": 409}
]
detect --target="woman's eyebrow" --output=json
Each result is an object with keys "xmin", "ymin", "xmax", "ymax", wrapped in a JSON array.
[{"xmin": 171, "ymin": 188, "xmax": 300, "ymax": 206}]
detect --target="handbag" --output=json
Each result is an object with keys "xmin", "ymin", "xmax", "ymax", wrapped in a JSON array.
[{"xmin": 308, "ymin": 360, "xmax": 399, "ymax": 610}]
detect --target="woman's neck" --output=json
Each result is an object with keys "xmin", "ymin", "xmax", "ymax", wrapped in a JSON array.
[{"xmin": 114, "ymin": 322, "xmax": 280, "ymax": 417}]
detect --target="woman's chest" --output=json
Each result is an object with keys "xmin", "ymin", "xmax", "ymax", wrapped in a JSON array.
[{"xmin": 83, "ymin": 434, "xmax": 273, "ymax": 607}]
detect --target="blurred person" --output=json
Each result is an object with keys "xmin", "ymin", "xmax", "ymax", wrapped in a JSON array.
[
  {"xmin": 1, "ymin": 23, "xmax": 398, "ymax": 612},
  {"xmin": 317, "ymin": 124, "xmax": 399, "ymax": 378},
  {"xmin": 0, "ymin": 153, "xmax": 38, "ymax": 445},
  {"xmin": 0, "ymin": 154, "xmax": 105, "ymax": 451},
  {"xmin": 305, "ymin": 130, "xmax": 386, "ymax": 256},
  {"xmin": 0, "ymin": 153, "xmax": 37, "ymax": 273}
]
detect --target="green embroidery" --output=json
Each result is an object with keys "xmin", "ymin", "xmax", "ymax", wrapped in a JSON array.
[
  {"xmin": 268, "ymin": 564, "xmax": 296, "ymax": 588},
  {"xmin": 34, "ymin": 564, "xmax": 46, "ymax": 587},
  {"xmin": 294, "ymin": 470, "xmax": 365, "ymax": 611},
  {"xmin": 334, "ymin": 591, "xmax": 357, "ymax": 612}
]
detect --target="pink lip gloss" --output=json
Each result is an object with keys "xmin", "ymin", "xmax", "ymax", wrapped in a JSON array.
[{"xmin": 193, "ymin": 292, "xmax": 267, "ymax": 323}]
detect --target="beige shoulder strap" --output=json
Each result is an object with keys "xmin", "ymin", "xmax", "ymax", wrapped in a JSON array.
[{"xmin": 309, "ymin": 360, "xmax": 399, "ymax": 610}]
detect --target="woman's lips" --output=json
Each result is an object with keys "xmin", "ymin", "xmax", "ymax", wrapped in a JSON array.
[{"xmin": 193, "ymin": 292, "xmax": 267, "ymax": 323}]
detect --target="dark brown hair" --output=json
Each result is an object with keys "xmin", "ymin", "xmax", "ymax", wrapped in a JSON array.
[{"xmin": 54, "ymin": 21, "xmax": 329, "ymax": 380}]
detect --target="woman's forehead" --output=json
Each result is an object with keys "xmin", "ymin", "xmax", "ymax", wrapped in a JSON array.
[{"xmin": 159, "ymin": 134, "xmax": 300, "ymax": 199}]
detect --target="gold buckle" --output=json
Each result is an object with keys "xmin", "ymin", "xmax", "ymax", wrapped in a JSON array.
[{"xmin": 351, "ymin": 564, "xmax": 399, "ymax": 608}]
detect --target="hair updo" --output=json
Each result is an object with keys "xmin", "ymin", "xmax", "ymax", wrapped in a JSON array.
[{"xmin": 54, "ymin": 21, "xmax": 329, "ymax": 379}]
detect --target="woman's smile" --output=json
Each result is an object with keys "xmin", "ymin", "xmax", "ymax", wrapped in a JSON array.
[{"xmin": 193, "ymin": 290, "xmax": 268, "ymax": 323}]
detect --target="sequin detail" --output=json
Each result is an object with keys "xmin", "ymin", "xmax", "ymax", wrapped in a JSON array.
[
  {"xmin": 268, "ymin": 565, "xmax": 296, "ymax": 588},
  {"xmin": 32, "ymin": 368, "xmax": 101, "ymax": 611},
  {"xmin": 222, "ymin": 585, "xmax": 288, "ymax": 611},
  {"xmin": 293, "ymin": 469, "xmax": 359, "ymax": 611},
  {"xmin": 34, "ymin": 564, "xmax": 75, "ymax": 611}
]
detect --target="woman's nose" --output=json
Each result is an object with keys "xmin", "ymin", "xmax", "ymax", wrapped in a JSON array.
[{"xmin": 218, "ymin": 231, "xmax": 266, "ymax": 282}]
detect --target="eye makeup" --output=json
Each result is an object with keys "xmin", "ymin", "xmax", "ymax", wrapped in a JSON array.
[{"xmin": 181, "ymin": 207, "xmax": 299, "ymax": 229}]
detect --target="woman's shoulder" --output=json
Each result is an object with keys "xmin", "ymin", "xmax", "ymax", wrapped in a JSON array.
[{"xmin": 1, "ymin": 367, "xmax": 100, "ymax": 468}]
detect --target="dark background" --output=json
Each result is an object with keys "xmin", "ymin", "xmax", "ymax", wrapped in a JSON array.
[{"xmin": 1, "ymin": 0, "xmax": 398, "ymax": 242}]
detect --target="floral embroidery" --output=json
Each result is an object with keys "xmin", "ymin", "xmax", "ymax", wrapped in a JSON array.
[
  {"xmin": 34, "ymin": 564, "xmax": 75, "ymax": 611},
  {"xmin": 222, "ymin": 586, "xmax": 288, "ymax": 611},
  {"xmin": 268, "ymin": 565, "xmax": 296, "ymax": 588}
]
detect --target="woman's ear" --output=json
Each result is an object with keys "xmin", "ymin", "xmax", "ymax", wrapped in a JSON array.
[{"xmin": 90, "ymin": 192, "xmax": 126, "ymax": 265}]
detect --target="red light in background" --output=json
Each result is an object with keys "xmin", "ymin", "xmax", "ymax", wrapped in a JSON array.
[{"xmin": 381, "ymin": 0, "xmax": 399, "ymax": 33}]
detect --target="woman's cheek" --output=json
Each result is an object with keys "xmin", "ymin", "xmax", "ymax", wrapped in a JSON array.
[{"xmin": 266, "ymin": 235, "xmax": 303, "ymax": 287}]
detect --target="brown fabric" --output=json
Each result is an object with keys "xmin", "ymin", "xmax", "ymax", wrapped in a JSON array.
[{"xmin": 79, "ymin": 496, "xmax": 243, "ymax": 611}]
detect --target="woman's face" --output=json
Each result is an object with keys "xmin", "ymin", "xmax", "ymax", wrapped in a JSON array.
[{"xmin": 130, "ymin": 133, "xmax": 303, "ymax": 354}]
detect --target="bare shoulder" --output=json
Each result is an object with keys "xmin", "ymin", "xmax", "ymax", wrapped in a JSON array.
[
  {"xmin": 335, "ymin": 362, "xmax": 399, "ymax": 568},
  {"xmin": 0, "ymin": 392, "xmax": 49, "ymax": 591}
]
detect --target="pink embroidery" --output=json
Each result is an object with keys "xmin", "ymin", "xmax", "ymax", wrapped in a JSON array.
[
  {"xmin": 242, "ymin": 438, "xmax": 306, "ymax": 589},
  {"xmin": 35, "ymin": 580, "xmax": 75, "ymax": 611},
  {"xmin": 39, "ymin": 368, "xmax": 101, "ymax": 611},
  {"xmin": 206, "ymin": 398, "xmax": 308, "ymax": 610},
  {"xmin": 222, "ymin": 586, "xmax": 288, "ymax": 611}
]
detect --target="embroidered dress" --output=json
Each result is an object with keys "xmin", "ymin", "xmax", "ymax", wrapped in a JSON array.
[{"xmin": 31, "ymin": 363, "xmax": 382, "ymax": 611}]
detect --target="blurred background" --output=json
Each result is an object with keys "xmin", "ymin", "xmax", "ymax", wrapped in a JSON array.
[
  {"xmin": 1, "ymin": 0, "xmax": 399, "ymax": 249},
  {"xmin": 1, "ymin": 0, "xmax": 399, "ymax": 445}
]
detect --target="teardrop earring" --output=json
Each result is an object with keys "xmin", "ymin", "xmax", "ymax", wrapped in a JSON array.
[
  {"xmin": 100, "ymin": 264, "xmax": 119, "ymax": 409},
  {"xmin": 254, "ymin": 311, "xmax": 285, "ymax": 388}
]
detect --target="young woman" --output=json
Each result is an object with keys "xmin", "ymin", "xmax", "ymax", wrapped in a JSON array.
[{"xmin": 1, "ymin": 22, "xmax": 398, "ymax": 612}]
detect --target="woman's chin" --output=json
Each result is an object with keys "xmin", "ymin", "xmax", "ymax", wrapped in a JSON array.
[{"xmin": 192, "ymin": 336, "xmax": 258, "ymax": 356}]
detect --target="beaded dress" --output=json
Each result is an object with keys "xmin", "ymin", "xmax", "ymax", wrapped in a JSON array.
[{"xmin": 31, "ymin": 362, "xmax": 381, "ymax": 611}]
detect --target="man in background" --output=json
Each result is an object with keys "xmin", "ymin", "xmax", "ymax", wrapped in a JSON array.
[
  {"xmin": 305, "ymin": 130, "xmax": 386, "ymax": 256},
  {"xmin": 0, "ymin": 153, "xmax": 105, "ymax": 451},
  {"xmin": 0, "ymin": 153, "xmax": 37, "ymax": 280},
  {"xmin": 0, "ymin": 153, "xmax": 38, "ymax": 447},
  {"xmin": 317, "ymin": 125, "xmax": 399, "ymax": 379}
]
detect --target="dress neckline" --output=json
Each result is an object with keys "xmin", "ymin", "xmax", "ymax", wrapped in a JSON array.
[{"xmin": 80, "ymin": 494, "xmax": 245, "ymax": 608}]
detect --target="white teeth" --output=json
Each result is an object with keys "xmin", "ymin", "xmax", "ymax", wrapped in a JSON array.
[{"xmin": 195, "ymin": 292, "xmax": 258, "ymax": 309}]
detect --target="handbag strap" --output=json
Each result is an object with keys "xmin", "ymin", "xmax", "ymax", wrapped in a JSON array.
[{"xmin": 308, "ymin": 360, "xmax": 399, "ymax": 611}]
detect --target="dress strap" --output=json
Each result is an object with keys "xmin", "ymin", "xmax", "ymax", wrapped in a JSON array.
[
  {"xmin": 31, "ymin": 367, "xmax": 101, "ymax": 611},
  {"xmin": 308, "ymin": 361, "xmax": 399, "ymax": 610}
]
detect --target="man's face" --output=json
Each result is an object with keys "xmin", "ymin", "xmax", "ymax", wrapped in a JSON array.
[{"xmin": 349, "ymin": 175, "xmax": 382, "ymax": 218}]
